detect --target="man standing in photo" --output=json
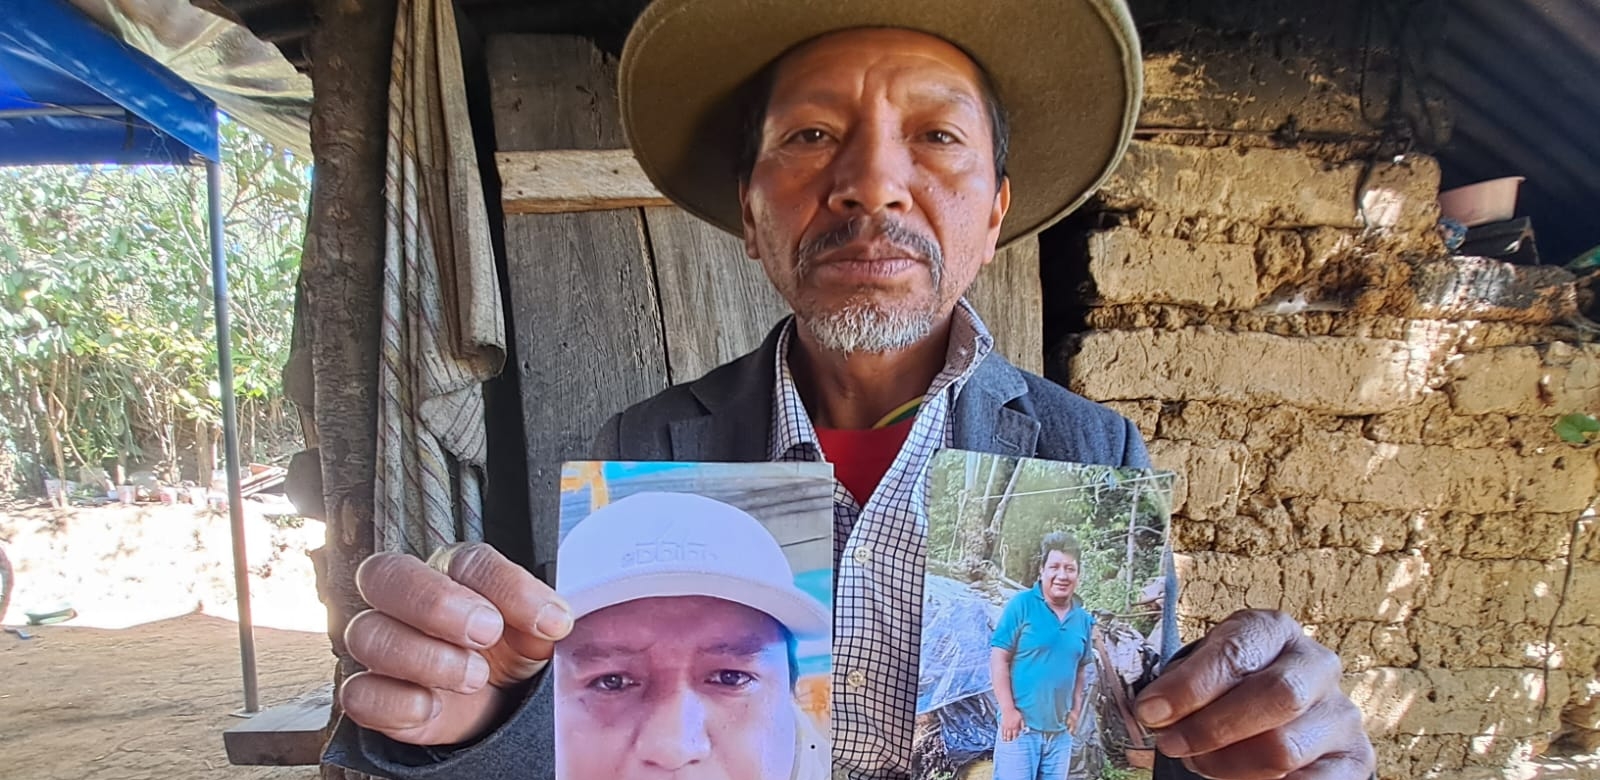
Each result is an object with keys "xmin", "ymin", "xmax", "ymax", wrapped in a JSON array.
[{"xmin": 990, "ymin": 533, "xmax": 1094, "ymax": 780}]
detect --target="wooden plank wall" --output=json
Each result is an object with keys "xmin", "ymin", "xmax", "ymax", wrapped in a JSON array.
[
  {"xmin": 490, "ymin": 37, "xmax": 668, "ymax": 572},
  {"xmin": 489, "ymin": 35, "xmax": 1042, "ymax": 570}
]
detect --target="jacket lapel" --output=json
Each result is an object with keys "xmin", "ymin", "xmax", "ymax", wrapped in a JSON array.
[
  {"xmin": 953, "ymin": 351, "xmax": 1039, "ymax": 457},
  {"xmin": 665, "ymin": 323, "xmax": 1042, "ymax": 462},
  {"xmin": 668, "ymin": 322, "xmax": 787, "ymax": 462}
]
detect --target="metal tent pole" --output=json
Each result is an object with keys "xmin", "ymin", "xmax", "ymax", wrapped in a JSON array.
[{"xmin": 207, "ymin": 157, "xmax": 259, "ymax": 714}]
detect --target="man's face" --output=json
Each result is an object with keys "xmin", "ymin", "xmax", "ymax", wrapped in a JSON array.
[
  {"xmin": 1040, "ymin": 549, "xmax": 1080, "ymax": 604},
  {"xmin": 554, "ymin": 596, "xmax": 796, "ymax": 780},
  {"xmin": 739, "ymin": 28, "xmax": 1011, "ymax": 354}
]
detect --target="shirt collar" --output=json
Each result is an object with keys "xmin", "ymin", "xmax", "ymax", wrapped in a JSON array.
[
  {"xmin": 768, "ymin": 299, "xmax": 995, "ymax": 461},
  {"xmin": 1028, "ymin": 582, "xmax": 1088, "ymax": 614}
]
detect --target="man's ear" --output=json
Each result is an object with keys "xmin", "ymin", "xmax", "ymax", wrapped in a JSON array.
[
  {"xmin": 739, "ymin": 179, "xmax": 761, "ymax": 260},
  {"xmin": 982, "ymin": 176, "xmax": 1013, "ymax": 266}
]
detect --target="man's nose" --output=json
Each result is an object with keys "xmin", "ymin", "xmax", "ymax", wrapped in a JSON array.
[
  {"xmin": 826, "ymin": 122, "xmax": 912, "ymax": 217},
  {"xmin": 635, "ymin": 687, "xmax": 712, "ymax": 772}
]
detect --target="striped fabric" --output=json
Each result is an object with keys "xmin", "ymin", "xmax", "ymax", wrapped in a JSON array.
[
  {"xmin": 771, "ymin": 300, "xmax": 995, "ymax": 779},
  {"xmin": 374, "ymin": 0, "xmax": 505, "ymax": 558}
]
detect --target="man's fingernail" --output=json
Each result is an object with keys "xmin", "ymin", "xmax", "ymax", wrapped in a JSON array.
[
  {"xmin": 466, "ymin": 607, "xmax": 502, "ymax": 646},
  {"xmin": 535, "ymin": 602, "xmax": 572, "ymax": 639},
  {"xmin": 464, "ymin": 653, "xmax": 490, "ymax": 691},
  {"xmin": 1137, "ymin": 696, "xmax": 1174, "ymax": 726}
]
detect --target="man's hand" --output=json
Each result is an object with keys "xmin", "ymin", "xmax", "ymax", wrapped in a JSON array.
[
  {"xmin": 1068, "ymin": 708, "xmax": 1081, "ymax": 734},
  {"xmin": 340, "ymin": 543, "xmax": 573, "ymax": 746},
  {"xmin": 999, "ymin": 707, "xmax": 1024, "ymax": 742},
  {"xmin": 1134, "ymin": 610, "xmax": 1375, "ymax": 780}
]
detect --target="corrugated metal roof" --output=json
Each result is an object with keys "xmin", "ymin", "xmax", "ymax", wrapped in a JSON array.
[
  {"xmin": 1434, "ymin": 0, "xmax": 1599, "ymax": 263},
  {"xmin": 200, "ymin": 0, "xmax": 1597, "ymax": 262}
]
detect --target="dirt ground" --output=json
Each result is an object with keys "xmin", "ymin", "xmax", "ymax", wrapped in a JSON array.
[
  {"xmin": 0, "ymin": 501, "xmax": 331, "ymax": 780},
  {"xmin": 0, "ymin": 615, "xmax": 329, "ymax": 780}
]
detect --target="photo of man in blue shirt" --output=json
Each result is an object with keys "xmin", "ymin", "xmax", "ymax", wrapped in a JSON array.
[{"xmin": 989, "ymin": 532, "xmax": 1096, "ymax": 780}]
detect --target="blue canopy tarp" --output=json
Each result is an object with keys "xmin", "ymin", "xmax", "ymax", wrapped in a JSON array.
[
  {"xmin": 0, "ymin": 0, "xmax": 218, "ymax": 166},
  {"xmin": 0, "ymin": 0, "xmax": 257, "ymax": 713}
]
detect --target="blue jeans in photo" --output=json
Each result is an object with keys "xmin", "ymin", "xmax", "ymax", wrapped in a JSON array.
[{"xmin": 992, "ymin": 726, "xmax": 1073, "ymax": 780}]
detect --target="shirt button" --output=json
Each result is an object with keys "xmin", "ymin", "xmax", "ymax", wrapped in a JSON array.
[
  {"xmin": 847, "ymin": 669, "xmax": 868, "ymax": 689},
  {"xmin": 852, "ymin": 546, "xmax": 872, "ymax": 565}
]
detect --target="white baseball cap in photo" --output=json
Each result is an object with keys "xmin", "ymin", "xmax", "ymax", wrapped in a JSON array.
[{"xmin": 556, "ymin": 491, "xmax": 829, "ymax": 638}]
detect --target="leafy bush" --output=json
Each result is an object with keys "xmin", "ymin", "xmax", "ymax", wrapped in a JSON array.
[{"xmin": 0, "ymin": 120, "xmax": 307, "ymax": 493}]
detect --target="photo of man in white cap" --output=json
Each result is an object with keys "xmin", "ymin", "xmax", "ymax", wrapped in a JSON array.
[{"xmin": 554, "ymin": 491, "xmax": 831, "ymax": 780}]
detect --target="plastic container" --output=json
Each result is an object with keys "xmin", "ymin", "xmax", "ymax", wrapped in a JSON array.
[{"xmin": 1438, "ymin": 177, "xmax": 1523, "ymax": 227}]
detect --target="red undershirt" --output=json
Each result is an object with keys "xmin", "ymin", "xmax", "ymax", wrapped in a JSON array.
[{"xmin": 815, "ymin": 417, "xmax": 917, "ymax": 506}]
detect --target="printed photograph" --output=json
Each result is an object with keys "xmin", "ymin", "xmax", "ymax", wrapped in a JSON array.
[
  {"xmin": 553, "ymin": 461, "xmax": 835, "ymax": 780},
  {"xmin": 914, "ymin": 450, "xmax": 1177, "ymax": 780}
]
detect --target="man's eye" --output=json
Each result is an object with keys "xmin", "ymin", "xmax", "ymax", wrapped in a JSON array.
[
  {"xmin": 708, "ymin": 670, "xmax": 756, "ymax": 688},
  {"xmin": 588, "ymin": 673, "xmax": 637, "ymax": 692},
  {"xmin": 925, "ymin": 130, "xmax": 959, "ymax": 144},
  {"xmin": 786, "ymin": 128, "xmax": 830, "ymax": 145}
]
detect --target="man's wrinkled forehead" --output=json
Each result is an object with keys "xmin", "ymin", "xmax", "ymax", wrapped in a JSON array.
[
  {"xmin": 567, "ymin": 629, "xmax": 786, "ymax": 663},
  {"xmin": 765, "ymin": 27, "xmax": 990, "ymax": 105},
  {"xmin": 567, "ymin": 595, "xmax": 789, "ymax": 646}
]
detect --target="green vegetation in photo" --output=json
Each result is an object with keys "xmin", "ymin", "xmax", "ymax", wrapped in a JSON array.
[{"xmin": 927, "ymin": 451, "xmax": 1173, "ymax": 635}]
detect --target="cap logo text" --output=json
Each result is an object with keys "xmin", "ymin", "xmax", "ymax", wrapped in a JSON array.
[{"xmin": 622, "ymin": 540, "xmax": 716, "ymax": 568}]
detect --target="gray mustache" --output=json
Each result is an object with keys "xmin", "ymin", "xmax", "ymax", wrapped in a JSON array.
[{"xmin": 795, "ymin": 216, "xmax": 944, "ymax": 285}]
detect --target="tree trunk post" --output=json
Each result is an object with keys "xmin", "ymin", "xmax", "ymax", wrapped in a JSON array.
[{"xmin": 307, "ymin": 0, "xmax": 395, "ymax": 775}]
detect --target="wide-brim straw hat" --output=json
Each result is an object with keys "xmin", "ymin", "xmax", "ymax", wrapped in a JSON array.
[{"xmin": 619, "ymin": 0, "xmax": 1142, "ymax": 248}]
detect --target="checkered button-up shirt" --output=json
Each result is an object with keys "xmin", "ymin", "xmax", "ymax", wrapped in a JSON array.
[{"xmin": 771, "ymin": 300, "xmax": 995, "ymax": 779}]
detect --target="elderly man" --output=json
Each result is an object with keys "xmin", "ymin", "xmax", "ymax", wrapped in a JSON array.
[
  {"xmin": 553, "ymin": 492, "xmax": 830, "ymax": 780},
  {"xmin": 990, "ymin": 534, "xmax": 1094, "ymax": 780},
  {"xmin": 327, "ymin": 0, "xmax": 1377, "ymax": 778}
]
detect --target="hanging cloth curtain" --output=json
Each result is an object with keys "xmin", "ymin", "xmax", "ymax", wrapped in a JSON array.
[{"xmin": 375, "ymin": 0, "xmax": 505, "ymax": 557}]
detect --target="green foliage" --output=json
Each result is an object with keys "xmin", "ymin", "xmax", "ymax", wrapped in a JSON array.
[
  {"xmin": 0, "ymin": 119, "xmax": 308, "ymax": 490},
  {"xmin": 1555, "ymin": 413, "xmax": 1599, "ymax": 446},
  {"xmin": 1099, "ymin": 766, "xmax": 1152, "ymax": 780}
]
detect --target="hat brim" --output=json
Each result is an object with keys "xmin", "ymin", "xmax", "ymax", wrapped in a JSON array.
[
  {"xmin": 567, "ymin": 570, "xmax": 831, "ymax": 639},
  {"xmin": 620, "ymin": 0, "xmax": 1142, "ymax": 248}
]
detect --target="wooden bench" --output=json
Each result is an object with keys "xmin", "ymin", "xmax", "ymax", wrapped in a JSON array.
[{"xmin": 222, "ymin": 685, "xmax": 332, "ymax": 766}]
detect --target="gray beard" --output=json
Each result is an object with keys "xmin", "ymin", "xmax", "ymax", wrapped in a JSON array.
[{"xmin": 800, "ymin": 301, "xmax": 936, "ymax": 355}]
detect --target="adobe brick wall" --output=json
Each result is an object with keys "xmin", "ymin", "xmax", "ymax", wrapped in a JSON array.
[{"xmin": 1046, "ymin": 46, "xmax": 1598, "ymax": 775}]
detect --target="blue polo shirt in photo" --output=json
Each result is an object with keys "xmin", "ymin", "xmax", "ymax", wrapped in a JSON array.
[{"xmin": 990, "ymin": 583, "xmax": 1096, "ymax": 733}]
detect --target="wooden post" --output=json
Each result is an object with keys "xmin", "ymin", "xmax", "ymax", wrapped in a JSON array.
[
  {"xmin": 308, "ymin": 0, "xmax": 394, "ymax": 776},
  {"xmin": 968, "ymin": 237, "xmax": 1044, "ymax": 375}
]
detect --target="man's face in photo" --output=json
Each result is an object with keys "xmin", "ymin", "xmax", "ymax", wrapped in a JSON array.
[
  {"xmin": 554, "ymin": 596, "xmax": 797, "ymax": 780},
  {"xmin": 1040, "ymin": 549, "xmax": 1080, "ymax": 605}
]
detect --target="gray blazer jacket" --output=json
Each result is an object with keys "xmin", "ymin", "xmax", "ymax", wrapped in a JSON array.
[
  {"xmin": 592, "ymin": 323, "xmax": 1150, "ymax": 467},
  {"xmin": 326, "ymin": 322, "xmax": 1158, "ymax": 779}
]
